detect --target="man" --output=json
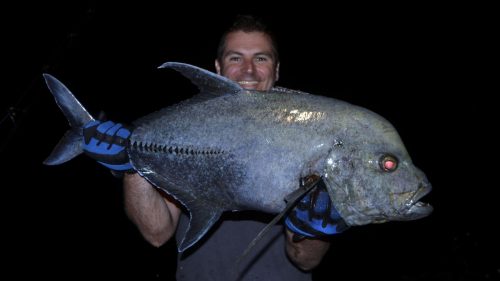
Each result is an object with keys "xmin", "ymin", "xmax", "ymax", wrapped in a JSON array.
[{"xmin": 83, "ymin": 15, "xmax": 344, "ymax": 280}]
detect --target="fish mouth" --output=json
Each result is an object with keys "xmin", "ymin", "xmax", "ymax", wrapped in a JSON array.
[{"xmin": 403, "ymin": 182, "xmax": 433, "ymax": 220}]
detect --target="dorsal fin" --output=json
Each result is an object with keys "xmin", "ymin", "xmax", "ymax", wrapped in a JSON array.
[{"xmin": 158, "ymin": 62, "xmax": 242, "ymax": 97}]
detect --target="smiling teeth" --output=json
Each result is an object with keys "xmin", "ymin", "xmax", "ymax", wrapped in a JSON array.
[{"xmin": 238, "ymin": 81, "xmax": 258, "ymax": 85}]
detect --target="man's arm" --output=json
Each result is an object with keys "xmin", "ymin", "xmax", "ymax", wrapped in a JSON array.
[
  {"xmin": 284, "ymin": 182, "xmax": 349, "ymax": 271},
  {"xmin": 285, "ymin": 230, "xmax": 330, "ymax": 271},
  {"xmin": 123, "ymin": 173, "xmax": 181, "ymax": 247},
  {"xmin": 81, "ymin": 120, "xmax": 182, "ymax": 247}
]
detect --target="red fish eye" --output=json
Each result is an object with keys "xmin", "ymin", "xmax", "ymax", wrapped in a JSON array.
[{"xmin": 380, "ymin": 155, "xmax": 398, "ymax": 172}]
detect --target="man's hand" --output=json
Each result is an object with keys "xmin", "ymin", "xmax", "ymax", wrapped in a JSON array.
[
  {"xmin": 83, "ymin": 120, "xmax": 134, "ymax": 172},
  {"xmin": 285, "ymin": 184, "xmax": 348, "ymax": 241}
]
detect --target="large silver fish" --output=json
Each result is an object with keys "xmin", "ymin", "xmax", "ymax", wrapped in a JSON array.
[{"xmin": 43, "ymin": 62, "xmax": 432, "ymax": 252}]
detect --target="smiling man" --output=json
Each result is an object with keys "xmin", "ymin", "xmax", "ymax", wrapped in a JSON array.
[
  {"xmin": 215, "ymin": 26, "xmax": 279, "ymax": 91},
  {"xmin": 118, "ymin": 15, "xmax": 335, "ymax": 281}
]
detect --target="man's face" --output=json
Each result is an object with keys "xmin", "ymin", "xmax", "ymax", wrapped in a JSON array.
[{"xmin": 216, "ymin": 31, "xmax": 279, "ymax": 91}]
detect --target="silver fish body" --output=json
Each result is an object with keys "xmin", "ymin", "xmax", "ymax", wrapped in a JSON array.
[{"xmin": 43, "ymin": 62, "xmax": 432, "ymax": 252}]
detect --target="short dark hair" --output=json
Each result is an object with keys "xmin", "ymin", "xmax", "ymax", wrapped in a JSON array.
[{"xmin": 216, "ymin": 15, "xmax": 279, "ymax": 65}]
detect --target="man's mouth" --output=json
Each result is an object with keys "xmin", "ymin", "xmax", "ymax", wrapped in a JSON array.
[{"xmin": 237, "ymin": 81, "xmax": 258, "ymax": 86}]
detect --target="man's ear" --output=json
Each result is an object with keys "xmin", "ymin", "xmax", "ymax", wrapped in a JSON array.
[
  {"xmin": 215, "ymin": 60, "xmax": 221, "ymax": 75},
  {"xmin": 275, "ymin": 62, "xmax": 280, "ymax": 82}
]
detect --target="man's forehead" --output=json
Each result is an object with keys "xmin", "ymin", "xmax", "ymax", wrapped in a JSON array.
[
  {"xmin": 223, "ymin": 50, "xmax": 273, "ymax": 58},
  {"xmin": 223, "ymin": 33, "xmax": 273, "ymax": 61},
  {"xmin": 224, "ymin": 31, "xmax": 273, "ymax": 51}
]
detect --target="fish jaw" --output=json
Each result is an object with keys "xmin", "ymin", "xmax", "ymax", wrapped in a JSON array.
[{"xmin": 400, "ymin": 182, "xmax": 433, "ymax": 221}]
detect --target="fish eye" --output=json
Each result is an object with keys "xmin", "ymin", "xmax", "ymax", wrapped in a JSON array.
[{"xmin": 379, "ymin": 154, "xmax": 398, "ymax": 172}]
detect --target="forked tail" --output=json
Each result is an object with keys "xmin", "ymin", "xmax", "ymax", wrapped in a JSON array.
[{"xmin": 42, "ymin": 74, "xmax": 95, "ymax": 165}]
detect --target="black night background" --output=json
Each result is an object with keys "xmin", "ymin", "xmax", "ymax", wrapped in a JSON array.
[{"xmin": 1, "ymin": 2, "xmax": 495, "ymax": 280}]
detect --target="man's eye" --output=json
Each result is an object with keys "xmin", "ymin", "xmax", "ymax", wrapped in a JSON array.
[
  {"xmin": 229, "ymin": 57, "xmax": 241, "ymax": 62},
  {"xmin": 255, "ymin": 57, "xmax": 268, "ymax": 62}
]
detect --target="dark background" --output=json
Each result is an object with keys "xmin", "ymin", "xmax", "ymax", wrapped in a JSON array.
[{"xmin": 2, "ymin": 2, "xmax": 495, "ymax": 280}]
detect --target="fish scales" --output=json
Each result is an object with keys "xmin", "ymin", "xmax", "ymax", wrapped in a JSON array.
[{"xmin": 42, "ymin": 62, "xmax": 432, "ymax": 252}]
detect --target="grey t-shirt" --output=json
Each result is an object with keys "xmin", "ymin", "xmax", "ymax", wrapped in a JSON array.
[{"xmin": 176, "ymin": 211, "xmax": 311, "ymax": 281}]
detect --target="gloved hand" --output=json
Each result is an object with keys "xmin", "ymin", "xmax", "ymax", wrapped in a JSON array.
[
  {"xmin": 82, "ymin": 120, "xmax": 134, "ymax": 172},
  {"xmin": 285, "ymin": 183, "xmax": 349, "ymax": 240}
]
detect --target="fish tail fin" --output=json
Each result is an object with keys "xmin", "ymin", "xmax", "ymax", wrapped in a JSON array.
[
  {"xmin": 43, "ymin": 128, "xmax": 84, "ymax": 165},
  {"xmin": 42, "ymin": 74, "xmax": 94, "ymax": 165}
]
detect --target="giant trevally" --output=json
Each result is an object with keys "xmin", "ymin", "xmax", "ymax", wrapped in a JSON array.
[{"xmin": 43, "ymin": 62, "xmax": 433, "ymax": 252}]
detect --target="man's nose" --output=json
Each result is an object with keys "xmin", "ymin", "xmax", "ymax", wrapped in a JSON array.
[{"xmin": 242, "ymin": 59, "xmax": 255, "ymax": 74}]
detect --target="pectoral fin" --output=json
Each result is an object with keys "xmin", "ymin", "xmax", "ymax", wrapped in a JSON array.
[{"xmin": 237, "ymin": 174, "xmax": 321, "ymax": 265}]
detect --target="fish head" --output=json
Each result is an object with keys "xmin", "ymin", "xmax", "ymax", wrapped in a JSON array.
[{"xmin": 322, "ymin": 109, "xmax": 433, "ymax": 227}]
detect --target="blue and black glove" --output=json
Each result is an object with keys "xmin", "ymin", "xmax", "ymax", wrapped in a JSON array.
[
  {"xmin": 82, "ymin": 120, "xmax": 134, "ymax": 172},
  {"xmin": 285, "ymin": 182, "xmax": 349, "ymax": 241}
]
